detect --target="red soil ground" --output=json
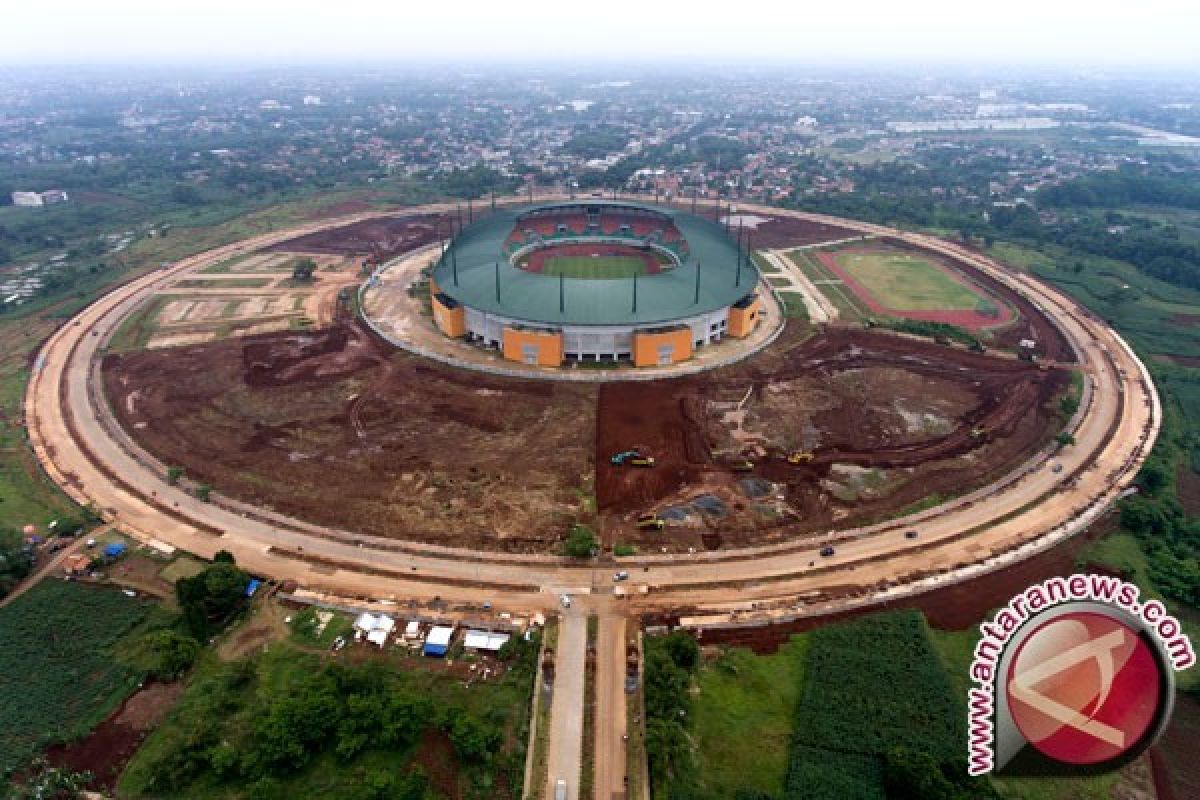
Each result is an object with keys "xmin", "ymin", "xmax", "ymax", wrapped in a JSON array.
[
  {"xmin": 265, "ymin": 213, "xmax": 447, "ymax": 258},
  {"xmin": 737, "ymin": 213, "xmax": 861, "ymax": 249},
  {"xmin": 816, "ymin": 246, "xmax": 1016, "ymax": 331},
  {"xmin": 596, "ymin": 327, "xmax": 1068, "ymax": 550},
  {"xmin": 44, "ymin": 682, "xmax": 184, "ymax": 792},
  {"xmin": 518, "ymin": 242, "xmax": 665, "ymax": 275}
]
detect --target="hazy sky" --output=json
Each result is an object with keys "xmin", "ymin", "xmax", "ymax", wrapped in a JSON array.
[{"xmin": 3, "ymin": 0, "xmax": 1199, "ymax": 68}]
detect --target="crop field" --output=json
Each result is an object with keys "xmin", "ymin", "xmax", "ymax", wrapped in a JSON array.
[
  {"xmin": 781, "ymin": 610, "xmax": 962, "ymax": 798},
  {"xmin": 542, "ymin": 254, "xmax": 649, "ymax": 279},
  {"xmin": 0, "ymin": 579, "xmax": 154, "ymax": 773}
]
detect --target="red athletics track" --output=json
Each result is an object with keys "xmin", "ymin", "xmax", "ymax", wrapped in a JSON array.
[{"xmin": 816, "ymin": 248, "xmax": 1016, "ymax": 330}]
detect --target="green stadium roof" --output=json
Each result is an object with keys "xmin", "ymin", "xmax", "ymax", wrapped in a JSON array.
[{"xmin": 430, "ymin": 202, "xmax": 755, "ymax": 326}]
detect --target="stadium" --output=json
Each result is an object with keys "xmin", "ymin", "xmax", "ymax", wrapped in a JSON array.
[{"xmin": 426, "ymin": 201, "xmax": 763, "ymax": 367}]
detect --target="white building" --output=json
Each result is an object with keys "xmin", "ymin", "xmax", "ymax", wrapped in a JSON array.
[{"xmin": 12, "ymin": 192, "xmax": 43, "ymax": 207}]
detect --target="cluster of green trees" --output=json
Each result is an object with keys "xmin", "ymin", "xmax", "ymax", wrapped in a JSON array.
[
  {"xmin": 643, "ymin": 631, "xmax": 700, "ymax": 797},
  {"xmin": 129, "ymin": 630, "xmax": 540, "ymax": 799},
  {"xmin": 1039, "ymin": 168, "xmax": 1200, "ymax": 211},
  {"xmin": 1117, "ymin": 412, "xmax": 1200, "ymax": 606},
  {"xmin": 0, "ymin": 527, "xmax": 34, "ymax": 599},
  {"xmin": 175, "ymin": 551, "xmax": 251, "ymax": 640}
]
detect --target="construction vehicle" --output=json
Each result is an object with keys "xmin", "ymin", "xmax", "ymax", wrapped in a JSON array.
[
  {"xmin": 730, "ymin": 459, "xmax": 754, "ymax": 472},
  {"xmin": 636, "ymin": 513, "xmax": 665, "ymax": 531},
  {"xmin": 612, "ymin": 450, "xmax": 655, "ymax": 467},
  {"xmin": 970, "ymin": 427, "xmax": 987, "ymax": 438},
  {"xmin": 786, "ymin": 451, "xmax": 814, "ymax": 465}
]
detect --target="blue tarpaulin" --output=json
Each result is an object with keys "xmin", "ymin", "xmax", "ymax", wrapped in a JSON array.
[
  {"xmin": 245, "ymin": 579, "xmax": 261, "ymax": 597},
  {"xmin": 102, "ymin": 542, "xmax": 127, "ymax": 558}
]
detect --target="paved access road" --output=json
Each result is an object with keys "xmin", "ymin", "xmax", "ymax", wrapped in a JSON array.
[{"xmin": 545, "ymin": 610, "xmax": 587, "ymax": 800}]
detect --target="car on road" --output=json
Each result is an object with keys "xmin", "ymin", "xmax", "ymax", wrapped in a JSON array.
[
  {"xmin": 1052, "ymin": 463, "xmax": 1064, "ymax": 474},
  {"xmin": 904, "ymin": 530, "xmax": 919, "ymax": 539},
  {"xmin": 560, "ymin": 594, "xmax": 572, "ymax": 608},
  {"xmin": 819, "ymin": 545, "xmax": 835, "ymax": 557},
  {"xmin": 613, "ymin": 571, "xmax": 629, "ymax": 582}
]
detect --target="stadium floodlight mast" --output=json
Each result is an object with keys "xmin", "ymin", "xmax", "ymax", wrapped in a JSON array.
[
  {"xmin": 632, "ymin": 270, "xmax": 638, "ymax": 313},
  {"xmin": 694, "ymin": 260, "xmax": 702, "ymax": 304}
]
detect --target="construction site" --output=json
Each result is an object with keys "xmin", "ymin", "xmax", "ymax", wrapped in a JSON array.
[{"xmin": 26, "ymin": 198, "xmax": 1162, "ymax": 800}]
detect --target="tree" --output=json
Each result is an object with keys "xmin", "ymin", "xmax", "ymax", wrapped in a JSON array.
[
  {"xmin": 195, "ymin": 484, "xmax": 212, "ymax": 502},
  {"xmin": 664, "ymin": 631, "xmax": 699, "ymax": 671},
  {"xmin": 1055, "ymin": 432, "xmax": 1075, "ymax": 448},
  {"xmin": 564, "ymin": 524, "xmax": 597, "ymax": 558},
  {"xmin": 166, "ymin": 465, "xmax": 184, "ymax": 485},
  {"xmin": 292, "ymin": 257, "xmax": 317, "ymax": 282},
  {"xmin": 176, "ymin": 559, "xmax": 250, "ymax": 639}
]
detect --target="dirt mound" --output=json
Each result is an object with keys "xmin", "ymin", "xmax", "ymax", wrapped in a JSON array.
[{"xmin": 266, "ymin": 213, "xmax": 447, "ymax": 257}]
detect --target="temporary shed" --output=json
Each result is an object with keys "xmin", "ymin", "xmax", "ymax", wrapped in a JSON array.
[
  {"xmin": 404, "ymin": 620, "xmax": 422, "ymax": 639},
  {"xmin": 102, "ymin": 542, "xmax": 127, "ymax": 559},
  {"xmin": 463, "ymin": 630, "xmax": 511, "ymax": 652},
  {"xmin": 354, "ymin": 612, "xmax": 379, "ymax": 633},
  {"xmin": 423, "ymin": 625, "xmax": 455, "ymax": 657},
  {"xmin": 366, "ymin": 629, "xmax": 389, "ymax": 648}
]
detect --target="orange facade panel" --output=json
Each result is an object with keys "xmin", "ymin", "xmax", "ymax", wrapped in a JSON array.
[
  {"xmin": 632, "ymin": 327, "xmax": 693, "ymax": 367},
  {"xmin": 502, "ymin": 327, "xmax": 564, "ymax": 367},
  {"xmin": 432, "ymin": 292, "xmax": 466, "ymax": 338},
  {"xmin": 727, "ymin": 294, "xmax": 762, "ymax": 338}
]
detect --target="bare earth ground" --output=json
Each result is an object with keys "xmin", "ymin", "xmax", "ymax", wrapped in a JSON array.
[
  {"xmin": 44, "ymin": 682, "xmax": 185, "ymax": 792},
  {"xmin": 103, "ymin": 321, "xmax": 597, "ymax": 553},
  {"xmin": 103, "ymin": 321, "xmax": 1065, "ymax": 556},
  {"xmin": 597, "ymin": 327, "xmax": 1068, "ymax": 552}
]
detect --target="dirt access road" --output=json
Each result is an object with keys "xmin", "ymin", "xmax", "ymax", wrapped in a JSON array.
[
  {"xmin": 546, "ymin": 610, "xmax": 587, "ymax": 800},
  {"xmin": 594, "ymin": 614, "xmax": 629, "ymax": 800}
]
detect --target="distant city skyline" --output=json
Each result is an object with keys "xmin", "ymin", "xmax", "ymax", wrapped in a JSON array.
[{"xmin": 3, "ymin": 0, "xmax": 1200, "ymax": 69}]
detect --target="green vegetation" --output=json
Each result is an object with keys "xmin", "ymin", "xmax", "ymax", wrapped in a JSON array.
[
  {"xmin": 871, "ymin": 317, "xmax": 983, "ymax": 349},
  {"xmin": 120, "ymin": 632, "xmax": 540, "ymax": 799},
  {"xmin": 175, "ymin": 557, "xmax": 250, "ymax": 640},
  {"xmin": 690, "ymin": 637, "xmax": 807, "ymax": 798},
  {"xmin": 0, "ymin": 580, "xmax": 154, "ymax": 774},
  {"xmin": 0, "ymin": 526, "xmax": 34, "ymax": 598},
  {"xmin": 833, "ymin": 249, "xmax": 982, "ymax": 311},
  {"xmin": 783, "ymin": 611, "xmax": 964, "ymax": 797},
  {"xmin": 776, "ymin": 292, "xmax": 810, "ymax": 320},
  {"xmin": 648, "ymin": 612, "xmax": 1000, "ymax": 800},
  {"xmin": 172, "ymin": 277, "xmax": 273, "ymax": 289},
  {"xmin": 786, "ymin": 249, "xmax": 868, "ymax": 322},
  {"xmin": 542, "ymin": 254, "xmax": 649, "ymax": 280},
  {"xmin": 564, "ymin": 523, "xmax": 598, "ymax": 558}
]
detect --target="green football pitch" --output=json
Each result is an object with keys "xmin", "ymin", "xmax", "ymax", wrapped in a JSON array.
[
  {"xmin": 541, "ymin": 255, "xmax": 650, "ymax": 280},
  {"xmin": 834, "ymin": 250, "xmax": 982, "ymax": 311}
]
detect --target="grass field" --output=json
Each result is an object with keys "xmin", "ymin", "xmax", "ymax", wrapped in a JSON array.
[
  {"xmin": 0, "ymin": 579, "xmax": 154, "ymax": 772},
  {"xmin": 542, "ymin": 255, "xmax": 648, "ymax": 280},
  {"xmin": 833, "ymin": 249, "xmax": 983, "ymax": 311},
  {"xmin": 787, "ymin": 249, "xmax": 869, "ymax": 322},
  {"xmin": 691, "ymin": 636, "xmax": 808, "ymax": 798}
]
